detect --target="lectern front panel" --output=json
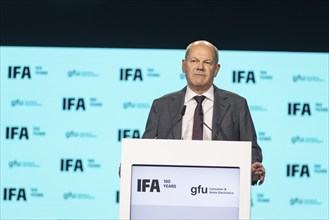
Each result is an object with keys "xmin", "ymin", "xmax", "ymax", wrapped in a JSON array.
[{"xmin": 130, "ymin": 164, "xmax": 240, "ymax": 220}]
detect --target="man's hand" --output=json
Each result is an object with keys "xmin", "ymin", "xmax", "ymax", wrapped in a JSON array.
[{"xmin": 251, "ymin": 162, "xmax": 265, "ymax": 185}]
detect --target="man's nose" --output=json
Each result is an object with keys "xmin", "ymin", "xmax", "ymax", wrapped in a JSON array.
[{"xmin": 197, "ymin": 62, "xmax": 205, "ymax": 70}]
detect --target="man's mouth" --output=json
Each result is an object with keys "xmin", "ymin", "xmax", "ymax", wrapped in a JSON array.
[{"xmin": 195, "ymin": 73, "xmax": 205, "ymax": 77}]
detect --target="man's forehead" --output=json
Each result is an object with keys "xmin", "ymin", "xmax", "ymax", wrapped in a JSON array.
[
  {"xmin": 187, "ymin": 45, "xmax": 215, "ymax": 58},
  {"xmin": 185, "ymin": 40, "xmax": 219, "ymax": 63}
]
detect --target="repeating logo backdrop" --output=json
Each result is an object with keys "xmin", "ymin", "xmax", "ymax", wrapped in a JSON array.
[{"xmin": 1, "ymin": 47, "xmax": 328, "ymax": 219}]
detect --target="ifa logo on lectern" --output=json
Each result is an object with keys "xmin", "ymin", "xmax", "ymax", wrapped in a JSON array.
[{"xmin": 137, "ymin": 179, "xmax": 160, "ymax": 192}]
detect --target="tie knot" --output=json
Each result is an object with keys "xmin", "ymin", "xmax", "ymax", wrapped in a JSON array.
[{"xmin": 194, "ymin": 95, "xmax": 206, "ymax": 105}]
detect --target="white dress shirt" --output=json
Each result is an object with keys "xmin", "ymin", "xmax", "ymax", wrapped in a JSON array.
[{"xmin": 181, "ymin": 85, "xmax": 214, "ymax": 140}]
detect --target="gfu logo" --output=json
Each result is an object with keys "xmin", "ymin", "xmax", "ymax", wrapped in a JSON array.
[
  {"xmin": 8, "ymin": 66, "xmax": 31, "ymax": 79},
  {"xmin": 3, "ymin": 188, "xmax": 27, "ymax": 201},
  {"xmin": 191, "ymin": 185, "xmax": 208, "ymax": 196},
  {"xmin": 137, "ymin": 179, "xmax": 160, "ymax": 192},
  {"xmin": 120, "ymin": 68, "xmax": 143, "ymax": 81}
]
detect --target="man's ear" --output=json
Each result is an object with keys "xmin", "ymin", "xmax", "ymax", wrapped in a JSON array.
[
  {"xmin": 214, "ymin": 64, "xmax": 220, "ymax": 77},
  {"xmin": 182, "ymin": 59, "xmax": 186, "ymax": 73}
]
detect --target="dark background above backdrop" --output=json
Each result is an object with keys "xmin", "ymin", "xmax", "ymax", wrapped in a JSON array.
[{"xmin": 0, "ymin": 0, "xmax": 328, "ymax": 52}]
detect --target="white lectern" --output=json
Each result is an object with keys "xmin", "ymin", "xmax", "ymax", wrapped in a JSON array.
[{"xmin": 120, "ymin": 139, "xmax": 251, "ymax": 220}]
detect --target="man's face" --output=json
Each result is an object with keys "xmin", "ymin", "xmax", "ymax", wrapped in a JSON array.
[{"xmin": 182, "ymin": 44, "xmax": 220, "ymax": 94}]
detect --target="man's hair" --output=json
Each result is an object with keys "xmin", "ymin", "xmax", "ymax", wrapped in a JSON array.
[{"xmin": 185, "ymin": 40, "xmax": 219, "ymax": 64}]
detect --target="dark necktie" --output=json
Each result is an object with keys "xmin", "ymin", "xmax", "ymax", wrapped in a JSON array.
[{"xmin": 192, "ymin": 95, "xmax": 206, "ymax": 140}]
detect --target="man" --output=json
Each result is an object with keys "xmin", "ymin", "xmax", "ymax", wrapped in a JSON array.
[{"xmin": 142, "ymin": 40, "xmax": 265, "ymax": 185}]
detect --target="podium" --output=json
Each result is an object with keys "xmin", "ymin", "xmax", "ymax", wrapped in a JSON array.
[{"xmin": 120, "ymin": 139, "xmax": 251, "ymax": 220}]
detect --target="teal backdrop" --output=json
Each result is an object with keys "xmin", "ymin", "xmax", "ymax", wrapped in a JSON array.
[{"xmin": 1, "ymin": 46, "xmax": 328, "ymax": 219}]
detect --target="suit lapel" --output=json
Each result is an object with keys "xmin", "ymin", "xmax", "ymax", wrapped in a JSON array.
[
  {"xmin": 212, "ymin": 86, "xmax": 231, "ymax": 140},
  {"xmin": 168, "ymin": 86, "xmax": 230, "ymax": 140},
  {"xmin": 169, "ymin": 88, "xmax": 186, "ymax": 139}
]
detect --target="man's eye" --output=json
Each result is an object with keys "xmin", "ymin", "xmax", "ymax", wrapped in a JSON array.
[
  {"xmin": 190, "ymin": 60, "xmax": 197, "ymax": 63},
  {"xmin": 205, "ymin": 61, "xmax": 212, "ymax": 65}
]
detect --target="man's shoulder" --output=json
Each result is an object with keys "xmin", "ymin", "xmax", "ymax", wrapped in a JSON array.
[
  {"xmin": 154, "ymin": 87, "xmax": 186, "ymax": 103},
  {"xmin": 214, "ymin": 86, "xmax": 246, "ymax": 102}
]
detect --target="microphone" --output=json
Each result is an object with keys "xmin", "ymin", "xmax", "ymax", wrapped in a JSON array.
[
  {"xmin": 155, "ymin": 105, "xmax": 186, "ymax": 139},
  {"xmin": 199, "ymin": 108, "xmax": 223, "ymax": 140}
]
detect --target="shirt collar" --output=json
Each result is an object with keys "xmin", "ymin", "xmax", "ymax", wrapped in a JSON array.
[{"xmin": 185, "ymin": 85, "xmax": 214, "ymax": 103}]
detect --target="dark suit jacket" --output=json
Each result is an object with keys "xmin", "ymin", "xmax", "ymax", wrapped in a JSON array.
[{"xmin": 142, "ymin": 85, "xmax": 263, "ymax": 163}]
